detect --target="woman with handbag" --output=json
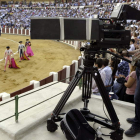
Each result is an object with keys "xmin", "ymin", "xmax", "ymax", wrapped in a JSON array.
[{"xmin": 123, "ymin": 65, "xmax": 137, "ymax": 103}]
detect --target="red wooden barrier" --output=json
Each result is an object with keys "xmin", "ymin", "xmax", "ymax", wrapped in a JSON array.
[
  {"xmin": 40, "ymin": 75, "xmax": 53, "ymax": 86},
  {"xmin": 40, "ymin": 78, "xmax": 46, "ymax": 86},
  {"xmin": 2, "ymin": 28, "xmax": 5, "ymax": 33},
  {"xmin": 58, "ymin": 68, "xmax": 66, "ymax": 83},
  {"xmin": 22, "ymin": 29, "xmax": 25, "ymax": 35},
  {"xmin": 72, "ymin": 41, "xmax": 74, "ymax": 45},
  {"xmin": 10, "ymin": 90, "xmax": 20, "ymax": 97},
  {"xmin": 45, "ymin": 75, "xmax": 53, "ymax": 84},
  {"xmin": 19, "ymin": 30, "xmax": 21, "ymax": 35},
  {"xmin": 11, "ymin": 28, "xmax": 13, "ymax": 34},
  {"xmin": 70, "ymin": 63, "xmax": 75, "ymax": 81},
  {"xmin": 20, "ymin": 84, "xmax": 34, "ymax": 94},
  {"xmin": 6, "ymin": 28, "xmax": 9, "ymax": 33},
  {"xmin": 15, "ymin": 29, "xmax": 17, "ymax": 34},
  {"xmin": 26, "ymin": 30, "xmax": 29, "ymax": 35},
  {"xmin": 10, "ymin": 84, "xmax": 34, "ymax": 97}
]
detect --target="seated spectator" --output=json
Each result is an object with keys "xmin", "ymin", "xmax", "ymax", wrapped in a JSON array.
[
  {"xmin": 128, "ymin": 39, "xmax": 135, "ymax": 51},
  {"xmin": 109, "ymin": 56, "xmax": 120, "ymax": 83},
  {"xmin": 92, "ymin": 58, "xmax": 106, "ymax": 96},
  {"xmin": 102, "ymin": 58, "xmax": 112, "ymax": 93},
  {"xmin": 113, "ymin": 59, "xmax": 130, "ymax": 94},
  {"xmin": 124, "ymin": 65, "xmax": 137, "ymax": 103}
]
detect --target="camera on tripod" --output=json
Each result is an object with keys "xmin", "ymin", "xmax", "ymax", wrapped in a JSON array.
[
  {"xmin": 31, "ymin": 8, "xmax": 131, "ymax": 49},
  {"xmin": 31, "ymin": 3, "xmax": 140, "ymax": 140}
]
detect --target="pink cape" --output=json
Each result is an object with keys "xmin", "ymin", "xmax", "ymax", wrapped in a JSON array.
[
  {"xmin": 21, "ymin": 51, "xmax": 30, "ymax": 60},
  {"xmin": 9, "ymin": 58, "xmax": 20, "ymax": 69},
  {"xmin": 26, "ymin": 46, "xmax": 34, "ymax": 56}
]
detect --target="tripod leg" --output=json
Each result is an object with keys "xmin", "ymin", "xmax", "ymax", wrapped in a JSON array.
[
  {"xmin": 82, "ymin": 72, "xmax": 92, "ymax": 100},
  {"xmin": 91, "ymin": 67, "xmax": 120, "ymax": 128},
  {"xmin": 47, "ymin": 69, "xmax": 84, "ymax": 132},
  {"xmin": 52, "ymin": 68, "xmax": 85, "ymax": 118}
]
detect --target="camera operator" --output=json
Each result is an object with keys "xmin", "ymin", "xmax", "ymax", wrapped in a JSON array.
[{"xmin": 122, "ymin": 49, "xmax": 140, "ymax": 137}]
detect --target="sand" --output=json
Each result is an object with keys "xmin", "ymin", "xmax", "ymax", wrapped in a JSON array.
[{"xmin": 0, "ymin": 34, "xmax": 80, "ymax": 93}]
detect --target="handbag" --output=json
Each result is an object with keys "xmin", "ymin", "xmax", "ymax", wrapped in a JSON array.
[
  {"xmin": 116, "ymin": 77, "xmax": 126, "ymax": 84},
  {"xmin": 116, "ymin": 77, "xmax": 126, "ymax": 101}
]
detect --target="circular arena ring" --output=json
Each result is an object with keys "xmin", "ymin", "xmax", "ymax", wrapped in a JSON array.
[{"xmin": 0, "ymin": 33, "xmax": 81, "ymax": 95}]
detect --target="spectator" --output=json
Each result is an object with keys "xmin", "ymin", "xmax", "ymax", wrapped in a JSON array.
[
  {"xmin": 102, "ymin": 58, "xmax": 112, "ymax": 93},
  {"xmin": 113, "ymin": 59, "xmax": 129, "ymax": 94},
  {"xmin": 109, "ymin": 56, "xmax": 120, "ymax": 83},
  {"xmin": 128, "ymin": 39, "xmax": 135, "ymax": 51},
  {"xmin": 124, "ymin": 65, "xmax": 136, "ymax": 103},
  {"xmin": 92, "ymin": 58, "xmax": 106, "ymax": 96}
]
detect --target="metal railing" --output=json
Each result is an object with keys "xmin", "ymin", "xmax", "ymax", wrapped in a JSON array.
[{"xmin": 0, "ymin": 75, "xmax": 79, "ymax": 123}]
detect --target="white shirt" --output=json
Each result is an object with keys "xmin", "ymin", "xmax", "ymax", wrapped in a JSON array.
[
  {"xmin": 128, "ymin": 44, "xmax": 135, "ymax": 52},
  {"xmin": 5, "ymin": 49, "xmax": 13, "ymax": 56},
  {"xmin": 18, "ymin": 44, "xmax": 25, "ymax": 51},
  {"xmin": 92, "ymin": 68, "xmax": 106, "ymax": 93},
  {"xmin": 4, "ymin": 49, "xmax": 13, "ymax": 57},
  {"xmin": 103, "ymin": 66, "xmax": 112, "ymax": 86}
]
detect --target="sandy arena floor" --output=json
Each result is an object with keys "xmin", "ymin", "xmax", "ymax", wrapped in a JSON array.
[{"xmin": 0, "ymin": 34, "xmax": 80, "ymax": 93}]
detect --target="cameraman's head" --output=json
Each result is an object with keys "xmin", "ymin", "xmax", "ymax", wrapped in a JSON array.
[
  {"xmin": 102, "ymin": 58, "xmax": 109, "ymax": 68},
  {"xmin": 95, "ymin": 58, "xmax": 102, "ymax": 69}
]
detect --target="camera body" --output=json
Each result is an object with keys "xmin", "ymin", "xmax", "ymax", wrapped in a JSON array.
[{"xmin": 31, "ymin": 17, "xmax": 130, "ymax": 49}]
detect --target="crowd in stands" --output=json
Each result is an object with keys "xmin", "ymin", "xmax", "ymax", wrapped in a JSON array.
[
  {"xmin": 0, "ymin": 0, "xmax": 140, "ymax": 29},
  {"xmin": 0, "ymin": 0, "xmax": 136, "ymax": 8}
]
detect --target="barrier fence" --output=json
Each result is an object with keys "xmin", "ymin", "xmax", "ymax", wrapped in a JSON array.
[
  {"xmin": 0, "ymin": 74, "xmax": 77, "ymax": 123},
  {"xmin": 1, "ymin": 27, "xmax": 81, "ymax": 49},
  {"xmin": 1, "ymin": 28, "xmax": 30, "ymax": 36}
]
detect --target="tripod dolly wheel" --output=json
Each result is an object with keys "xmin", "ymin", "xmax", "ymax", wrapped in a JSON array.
[{"xmin": 47, "ymin": 119, "xmax": 58, "ymax": 132}]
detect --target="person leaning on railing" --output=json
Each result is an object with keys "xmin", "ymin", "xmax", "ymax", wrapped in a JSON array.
[{"xmin": 122, "ymin": 49, "xmax": 140, "ymax": 137}]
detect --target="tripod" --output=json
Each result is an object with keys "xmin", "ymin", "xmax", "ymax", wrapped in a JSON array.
[{"xmin": 47, "ymin": 43, "xmax": 124, "ymax": 140}]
